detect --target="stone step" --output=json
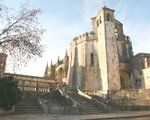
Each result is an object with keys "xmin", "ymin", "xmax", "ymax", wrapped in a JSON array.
[
  {"xmin": 15, "ymin": 110, "xmax": 43, "ymax": 114},
  {"xmin": 15, "ymin": 100, "xmax": 43, "ymax": 114},
  {"xmin": 16, "ymin": 103, "xmax": 38, "ymax": 106},
  {"xmin": 68, "ymin": 92, "xmax": 104, "ymax": 114},
  {"xmin": 15, "ymin": 107, "xmax": 43, "ymax": 114},
  {"xmin": 15, "ymin": 106, "xmax": 41, "ymax": 109},
  {"xmin": 85, "ymin": 110, "xmax": 102, "ymax": 114},
  {"xmin": 83, "ymin": 106, "xmax": 103, "ymax": 114},
  {"xmin": 91, "ymin": 95, "xmax": 121, "ymax": 113},
  {"xmin": 15, "ymin": 108, "xmax": 42, "ymax": 111},
  {"xmin": 16, "ymin": 104, "xmax": 40, "ymax": 109},
  {"xmin": 84, "ymin": 106, "xmax": 100, "ymax": 110}
]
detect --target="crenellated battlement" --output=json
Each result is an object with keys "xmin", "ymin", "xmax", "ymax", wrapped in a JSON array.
[{"xmin": 70, "ymin": 31, "xmax": 97, "ymax": 46}]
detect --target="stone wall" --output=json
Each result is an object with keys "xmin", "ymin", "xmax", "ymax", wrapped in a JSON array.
[
  {"xmin": 68, "ymin": 32, "xmax": 101, "ymax": 91},
  {"xmin": 67, "ymin": 6, "xmax": 150, "ymax": 94},
  {"xmin": 105, "ymin": 21, "xmax": 120, "ymax": 90},
  {"xmin": 132, "ymin": 53, "xmax": 150, "ymax": 89},
  {"xmin": 113, "ymin": 89, "xmax": 150, "ymax": 100},
  {"xmin": 97, "ymin": 7, "xmax": 120, "ymax": 91},
  {"xmin": 108, "ymin": 89, "xmax": 150, "ymax": 110},
  {"xmin": 5, "ymin": 73, "xmax": 57, "ymax": 92},
  {"xmin": 142, "ymin": 68, "xmax": 150, "ymax": 89},
  {"xmin": 38, "ymin": 90, "xmax": 83, "ymax": 115},
  {"xmin": 67, "ymin": 6, "xmax": 134, "ymax": 92}
]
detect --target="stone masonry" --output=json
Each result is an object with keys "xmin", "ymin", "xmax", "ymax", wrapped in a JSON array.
[{"xmin": 38, "ymin": 6, "xmax": 150, "ymax": 94}]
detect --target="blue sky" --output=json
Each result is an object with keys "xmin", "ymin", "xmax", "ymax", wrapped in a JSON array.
[{"xmin": 3, "ymin": 0, "xmax": 150, "ymax": 76}]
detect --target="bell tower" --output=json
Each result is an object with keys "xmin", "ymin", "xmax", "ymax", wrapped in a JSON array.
[{"xmin": 92, "ymin": 6, "xmax": 121, "ymax": 92}]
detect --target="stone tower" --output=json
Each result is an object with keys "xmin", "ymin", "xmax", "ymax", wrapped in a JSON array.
[
  {"xmin": 91, "ymin": 6, "xmax": 133, "ymax": 92},
  {"xmin": 0, "ymin": 53, "xmax": 7, "ymax": 77},
  {"xmin": 93, "ymin": 7, "xmax": 121, "ymax": 91},
  {"xmin": 63, "ymin": 50, "xmax": 69, "ymax": 78},
  {"xmin": 67, "ymin": 6, "xmax": 133, "ymax": 93}
]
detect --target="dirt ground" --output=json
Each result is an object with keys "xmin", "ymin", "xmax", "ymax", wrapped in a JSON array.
[{"xmin": 0, "ymin": 111, "xmax": 150, "ymax": 120}]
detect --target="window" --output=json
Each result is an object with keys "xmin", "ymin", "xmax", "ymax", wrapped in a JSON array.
[
  {"xmin": 134, "ymin": 78, "xmax": 141, "ymax": 89},
  {"xmin": 144, "ymin": 57, "xmax": 150, "ymax": 68},
  {"xmin": 115, "ymin": 27, "xmax": 118, "ymax": 38},
  {"xmin": 99, "ymin": 16, "xmax": 102, "ymax": 24},
  {"xmin": 97, "ymin": 20, "xmax": 99, "ymax": 27},
  {"xmin": 90, "ymin": 53, "xmax": 94, "ymax": 65},
  {"xmin": 107, "ymin": 13, "xmax": 111, "ymax": 21},
  {"xmin": 148, "ymin": 58, "xmax": 150, "ymax": 67}
]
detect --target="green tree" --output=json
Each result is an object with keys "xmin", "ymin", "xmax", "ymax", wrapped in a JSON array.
[
  {"xmin": 0, "ymin": 2, "xmax": 44, "ymax": 67},
  {"xmin": 0, "ymin": 76, "xmax": 22, "ymax": 110}
]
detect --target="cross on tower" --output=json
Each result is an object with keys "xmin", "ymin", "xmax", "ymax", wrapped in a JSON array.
[{"xmin": 103, "ymin": 0, "xmax": 106, "ymax": 7}]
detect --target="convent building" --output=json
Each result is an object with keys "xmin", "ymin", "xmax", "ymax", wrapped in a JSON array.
[{"xmin": 44, "ymin": 6, "xmax": 150, "ymax": 94}]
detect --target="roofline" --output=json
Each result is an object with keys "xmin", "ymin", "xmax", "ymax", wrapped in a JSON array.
[{"xmin": 134, "ymin": 53, "xmax": 150, "ymax": 57}]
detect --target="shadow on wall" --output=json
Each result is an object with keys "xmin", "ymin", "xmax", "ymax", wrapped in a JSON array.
[
  {"xmin": 68, "ymin": 46, "xmax": 85, "ymax": 90},
  {"xmin": 68, "ymin": 42, "xmax": 102, "ymax": 91}
]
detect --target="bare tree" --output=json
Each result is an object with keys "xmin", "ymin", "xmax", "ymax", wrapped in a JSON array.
[{"xmin": 0, "ymin": 2, "xmax": 44, "ymax": 68}]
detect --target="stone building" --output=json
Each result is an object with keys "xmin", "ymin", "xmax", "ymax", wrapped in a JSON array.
[
  {"xmin": 4, "ymin": 73, "xmax": 57, "ymax": 92},
  {"xmin": 45, "ymin": 6, "xmax": 150, "ymax": 94},
  {"xmin": 67, "ymin": 6, "xmax": 133, "ymax": 93},
  {"xmin": 1, "ymin": 6, "xmax": 150, "ymax": 94},
  {"xmin": 132, "ymin": 53, "xmax": 150, "ymax": 89},
  {"xmin": 44, "ymin": 51, "xmax": 69, "ymax": 85},
  {"xmin": 0, "ymin": 53, "xmax": 57, "ymax": 92}
]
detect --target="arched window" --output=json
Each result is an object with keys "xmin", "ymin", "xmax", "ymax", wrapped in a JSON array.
[
  {"xmin": 115, "ymin": 27, "xmax": 118, "ymax": 38},
  {"xmin": 97, "ymin": 20, "xmax": 99, "ymax": 27},
  {"xmin": 107, "ymin": 13, "xmax": 111, "ymax": 21},
  {"xmin": 99, "ymin": 16, "xmax": 102, "ymax": 24},
  {"xmin": 90, "ymin": 53, "xmax": 94, "ymax": 65}
]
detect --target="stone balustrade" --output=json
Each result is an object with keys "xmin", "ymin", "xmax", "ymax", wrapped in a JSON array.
[{"xmin": 4, "ymin": 73, "xmax": 58, "ymax": 93}]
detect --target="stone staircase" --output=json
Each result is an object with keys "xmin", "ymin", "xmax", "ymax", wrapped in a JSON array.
[
  {"xmin": 15, "ymin": 92, "xmax": 43, "ymax": 114},
  {"xmin": 91, "ymin": 95, "xmax": 121, "ymax": 113},
  {"xmin": 68, "ymin": 91, "xmax": 107, "ymax": 114}
]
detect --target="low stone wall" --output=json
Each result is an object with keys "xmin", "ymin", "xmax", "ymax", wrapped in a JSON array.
[
  {"xmin": 90, "ymin": 89, "xmax": 150, "ymax": 111},
  {"xmin": 38, "ymin": 90, "xmax": 84, "ymax": 115},
  {"xmin": 113, "ymin": 89, "xmax": 150, "ymax": 100},
  {"xmin": 107, "ymin": 89, "xmax": 150, "ymax": 111},
  {"xmin": 38, "ymin": 98, "xmax": 83, "ymax": 115},
  {"xmin": 109, "ymin": 99, "xmax": 150, "ymax": 111},
  {"xmin": 78, "ymin": 89, "xmax": 109, "ymax": 112}
]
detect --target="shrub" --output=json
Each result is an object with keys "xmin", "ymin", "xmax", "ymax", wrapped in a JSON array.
[{"xmin": 0, "ymin": 76, "xmax": 22, "ymax": 110}]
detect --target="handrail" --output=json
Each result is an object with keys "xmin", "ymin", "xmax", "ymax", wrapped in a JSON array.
[
  {"xmin": 81, "ymin": 90, "xmax": 108, "ymax": 98},
  {"xmin": 78, "ymin": 89, "xmax": 108, "ymax": 105}
]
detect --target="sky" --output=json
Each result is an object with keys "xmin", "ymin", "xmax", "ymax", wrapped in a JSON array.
[{"xmin": 3, "ymin": 0, "xmax": 150, "ymax": 77}]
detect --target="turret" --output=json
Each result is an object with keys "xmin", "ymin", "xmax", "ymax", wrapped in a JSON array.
[
  {"xmin": 49, "ymin": 60, "xmax": 55, "ymax": 80},
  {"xmin": 57, "ymin": 56, "xmax": 60, "ymax": 64},
  {"xmin": 63, "ymin": 50, "xmax": 69, "ymax": 77},
  {"xmin": 44, "ymin": 62, "xmax": 49, "ymax": 78}
]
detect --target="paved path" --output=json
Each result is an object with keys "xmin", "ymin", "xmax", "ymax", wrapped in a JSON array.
[{"xmin": 1, "ymin": 111, "xmax": 150, "ymax": 120}]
